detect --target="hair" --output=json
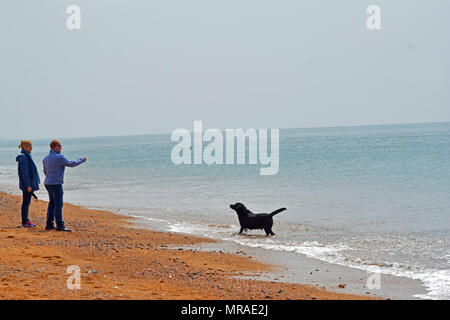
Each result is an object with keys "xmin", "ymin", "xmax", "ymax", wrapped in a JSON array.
[
  {"xmin": 50, "ymin": 139, "xmax": 61, "ymax": 149},
  {"xmin": 18, "ymin": 140, "xmax": 32, "ymax": 149}
]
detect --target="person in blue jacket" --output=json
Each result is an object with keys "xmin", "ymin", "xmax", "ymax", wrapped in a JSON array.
[
  {"xmin": 16, "ymin": 140, "xmax": 40, "ymax": 228},
  {"xmin": 42, "ymin": 139, "xmax": 86, "ymax": 232}
]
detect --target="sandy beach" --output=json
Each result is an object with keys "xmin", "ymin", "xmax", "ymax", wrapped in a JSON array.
[{"xmin": 0, "ymin": 191, "xmax": 378, "ymax": 300}]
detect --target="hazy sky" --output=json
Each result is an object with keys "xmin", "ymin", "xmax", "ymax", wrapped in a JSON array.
[{"xmin": 0, "ymin": 1, "xmax": 449, "ymax": 139}]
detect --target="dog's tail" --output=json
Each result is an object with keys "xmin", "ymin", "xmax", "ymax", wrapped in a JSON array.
[{"xmin": 270, "ymin": 208, "xmax": 286, "ymax": 217}]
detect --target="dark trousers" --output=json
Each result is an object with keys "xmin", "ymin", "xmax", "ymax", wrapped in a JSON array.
[
  {"xmin": 45, "ymin": 184, "xmax": 64, "ymax": 228},
  {"xmin": 21, "ymin": 191, "xmax": 32, "ymax": 225}
]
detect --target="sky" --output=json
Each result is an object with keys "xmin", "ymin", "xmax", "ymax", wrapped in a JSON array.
[{"xmin": 0, "ymin": 0, "xmax": 449, "ymax": 139}]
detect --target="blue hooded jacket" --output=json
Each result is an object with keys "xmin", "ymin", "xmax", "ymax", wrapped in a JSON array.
[{"xmin": 16, "ymin": 149, "xmax": 40, "ymax": 192}]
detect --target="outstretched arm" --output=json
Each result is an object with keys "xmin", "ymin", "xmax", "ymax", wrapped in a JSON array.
[{"xmin": 60, "ymin": 155, "xmax": 86, "ymax": 167}]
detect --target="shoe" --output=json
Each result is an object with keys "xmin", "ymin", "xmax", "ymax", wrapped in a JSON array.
[
  {"xmin": 45, "ymin": 225, "xmax": 56, "ymax": 230},
  {"xmin": 56, "ymin": 227, "xmax": 72, "ymax": 232},
  {"xmin": 22, "ymin": 221, "xmax": 36, "ymax": 228}
]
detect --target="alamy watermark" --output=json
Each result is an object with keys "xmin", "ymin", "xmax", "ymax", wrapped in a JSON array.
[
  {"xmin": 171, "ymin": 121, "xmax": 279, "ymax": 175},
  {"xmin": 66, "ymin": 265, "xmax": 81, "ymax": 290},
  {"xmin": 366, "ymin": 270, "xmax": 381, "ymax": 290},
  {"xmin": 367, "ymin": 5, "xmax": 381, "ymax": 30},
  {"xmin": 64, "ymin": 5, "xmax": 380, "ymax": 31},
  {"xmin": 66, "ymin": 5, "xmax": 81, "ymax": 30}
]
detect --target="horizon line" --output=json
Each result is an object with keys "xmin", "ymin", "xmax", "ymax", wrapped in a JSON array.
[{"xmin": 1, "ymin": 120, "xmax": 449, "ymax": 141}]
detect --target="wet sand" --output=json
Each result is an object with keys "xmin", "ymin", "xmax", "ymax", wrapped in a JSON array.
[{"xmin": 0, "ymin": 192, "xmax": 378, "ymax": 300}]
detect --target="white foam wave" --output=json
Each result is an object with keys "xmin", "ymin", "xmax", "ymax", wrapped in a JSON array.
[
  {"xmin": 160, "ymin": 220, "xmax": 450, "ymax": 300},
  {"xmin": 230, "ymin": 237, "xmax": 450, "ymax": 300}
]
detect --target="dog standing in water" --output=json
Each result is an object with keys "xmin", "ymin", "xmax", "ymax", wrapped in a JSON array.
[{"xmin": 229, "ymin": 202, "xmax": 286, "ymax": 236}]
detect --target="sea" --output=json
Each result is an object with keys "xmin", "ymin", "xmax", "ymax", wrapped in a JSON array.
[{"xmin": 1, "ymin": 122, "xmax": 449, "ymax": 299}]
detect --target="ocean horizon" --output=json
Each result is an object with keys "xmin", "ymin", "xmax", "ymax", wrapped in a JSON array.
[{"xmin": 1, "ymin": 121, "xmax": 449, "ymax": 299}]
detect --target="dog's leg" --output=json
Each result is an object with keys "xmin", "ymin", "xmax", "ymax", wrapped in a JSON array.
[
  {"xmin": 264, "ymin": 227, "xmax": 274, "ymax": 236},
  {"xmin": 239, "ymin": 227, "xmax": 245, "ymax": 234}
]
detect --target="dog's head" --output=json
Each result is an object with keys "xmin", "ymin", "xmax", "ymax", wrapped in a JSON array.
[{"xmin": 229, "ymin": 202, "xmax": 250, "ymax": 215}]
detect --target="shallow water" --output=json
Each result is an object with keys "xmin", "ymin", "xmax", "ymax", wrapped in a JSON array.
[{"xmin": 1, "ymin": 122, "xmax": 449, "ymax": 299}]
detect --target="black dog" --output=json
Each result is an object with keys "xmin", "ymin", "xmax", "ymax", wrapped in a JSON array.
[{"xmin": 229, "ymin": 202, "xmax": 286, "ymax": 236}]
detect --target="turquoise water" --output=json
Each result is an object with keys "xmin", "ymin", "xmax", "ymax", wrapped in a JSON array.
[{"xmin": 1, "ymin": 122, "xmax": 449, "ymax": 299}]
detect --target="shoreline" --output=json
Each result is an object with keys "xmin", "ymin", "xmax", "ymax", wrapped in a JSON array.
[
  {"xmin": 0, "ymin": 191, "xmax": 377, "ymax": 300},
  {"xmin": 133, "ymin": 215, "xmax": 427, "ymax": 300}
]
